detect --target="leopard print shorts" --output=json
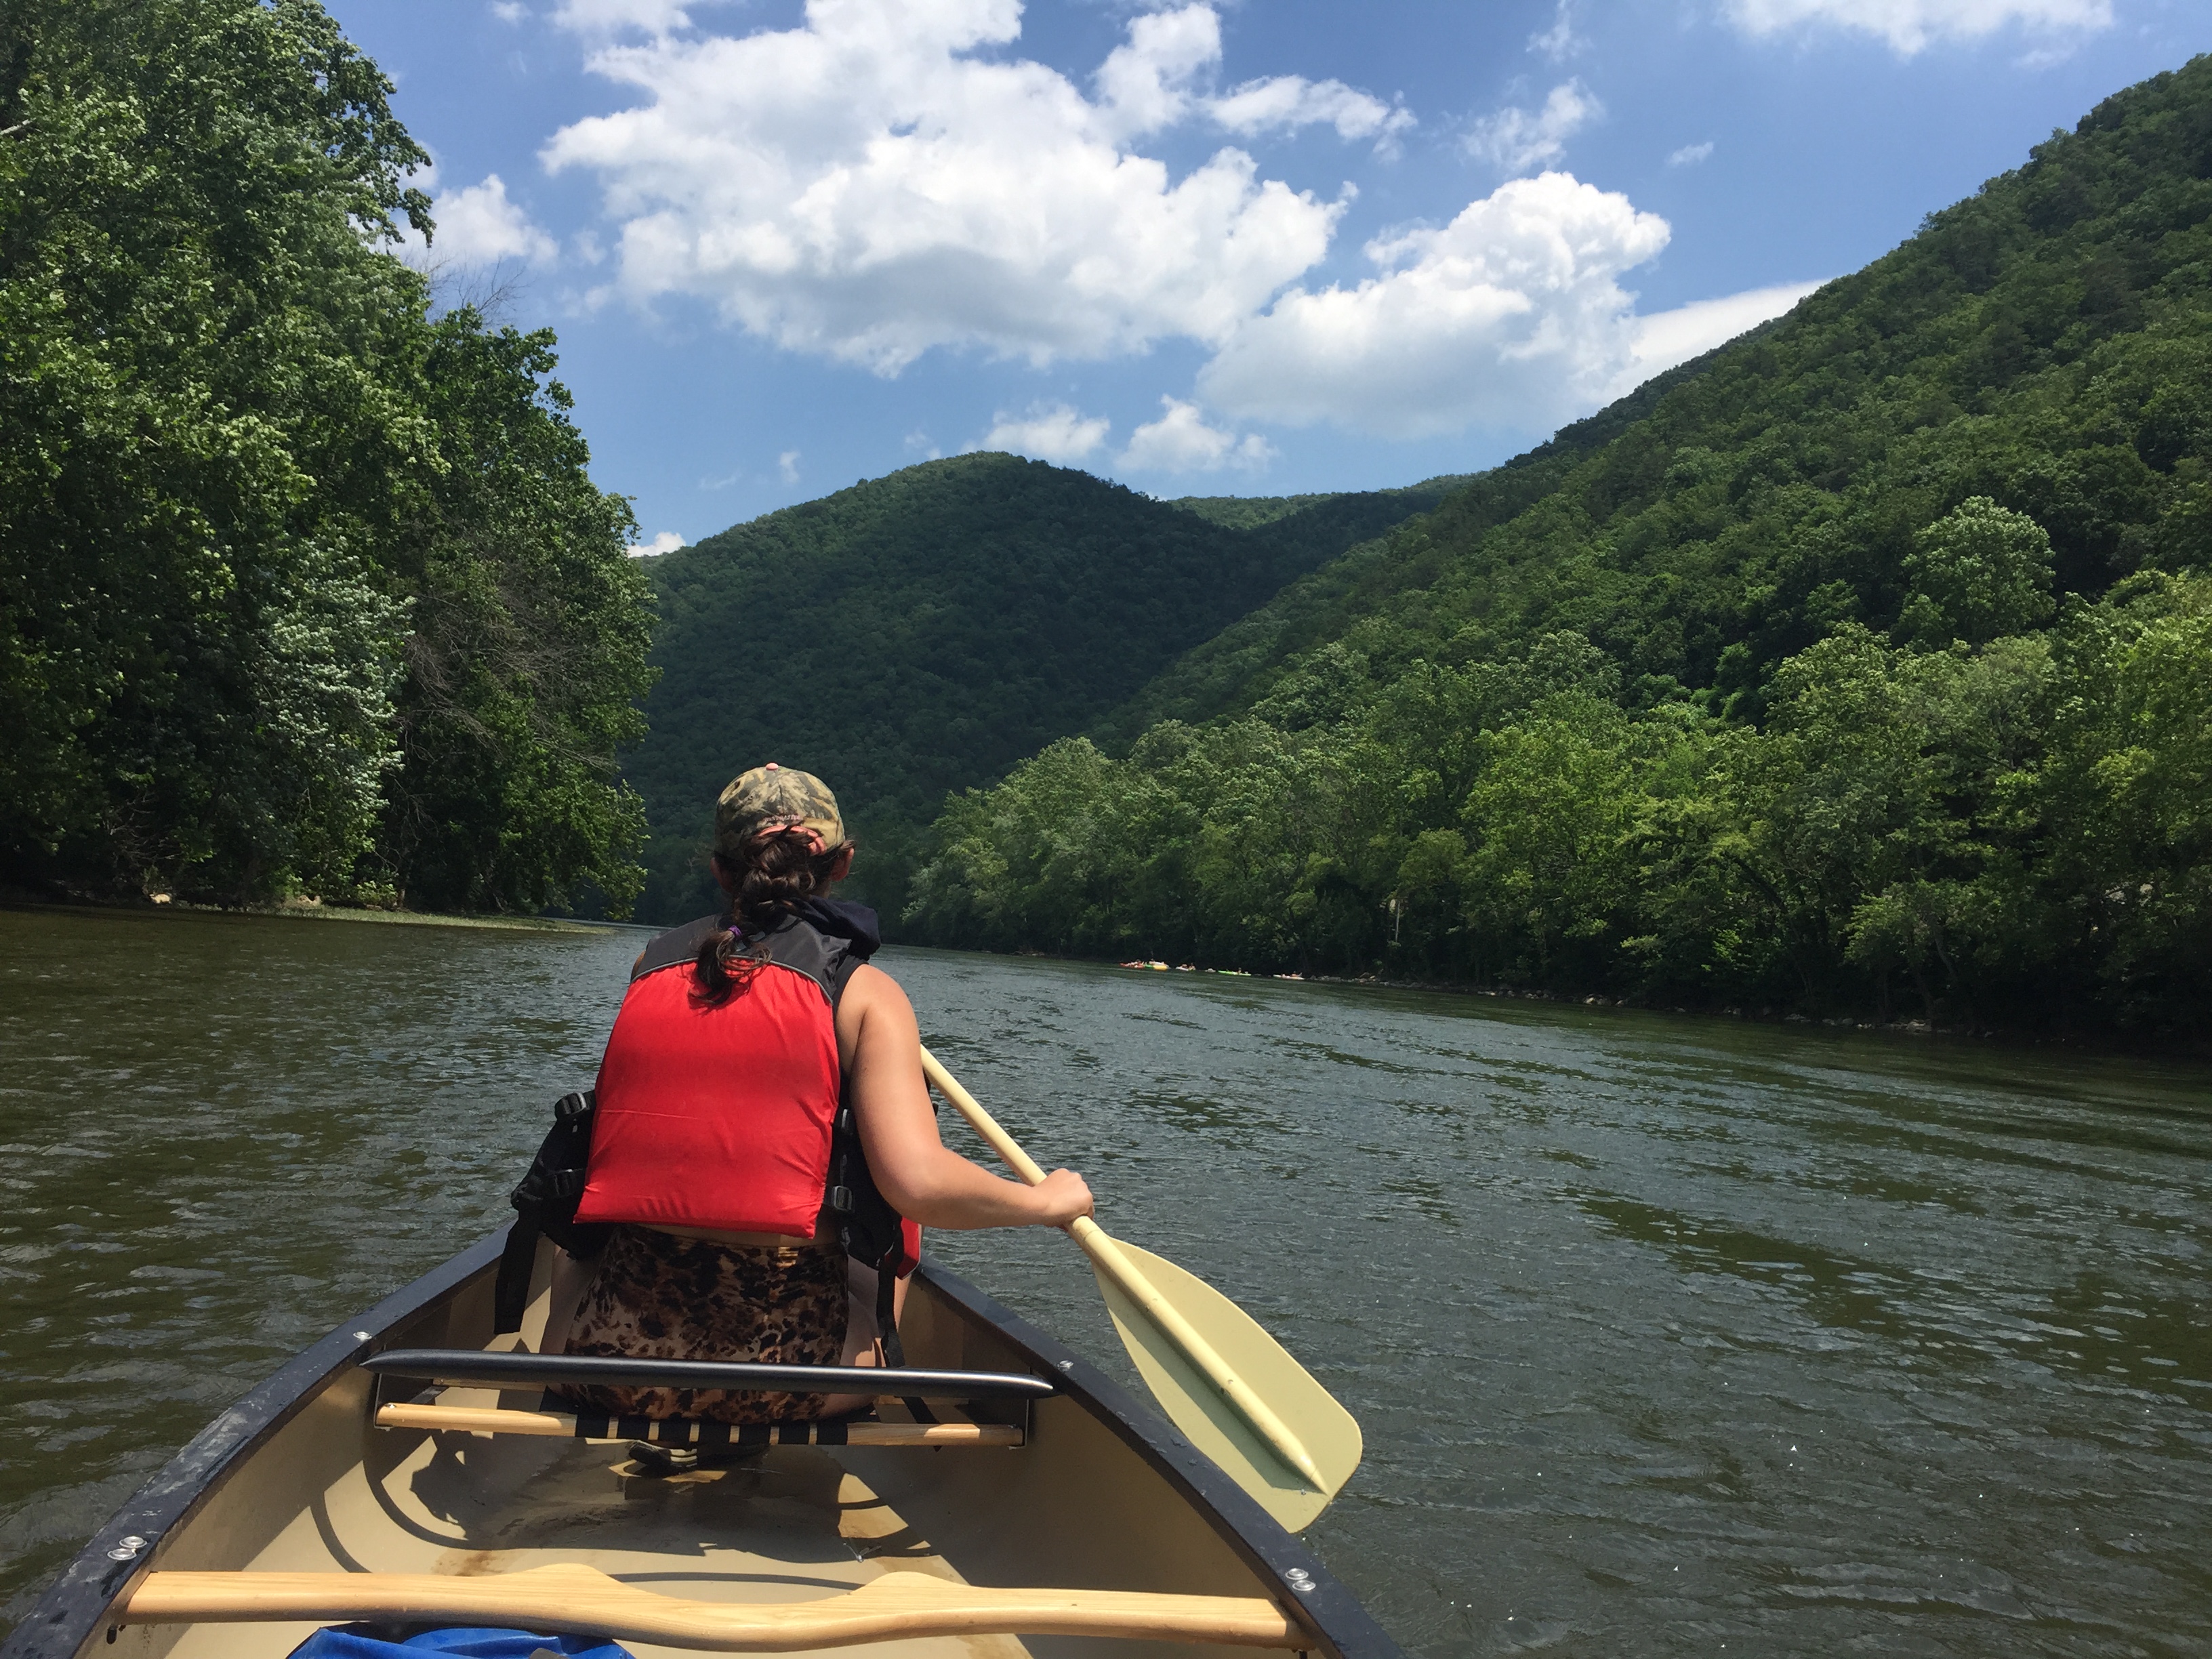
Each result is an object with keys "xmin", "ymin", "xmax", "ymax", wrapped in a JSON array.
[{"xmin": 556, "ymin": 1225, "xmax": 849, "ymax": 1422}]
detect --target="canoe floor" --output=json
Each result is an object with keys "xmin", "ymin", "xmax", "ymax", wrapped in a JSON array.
[{"xmin": 101, "ymin": 1248, "xmax": 1285, "ymax": 1659}]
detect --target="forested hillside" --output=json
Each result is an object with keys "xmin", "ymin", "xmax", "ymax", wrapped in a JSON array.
[
  {"xmin": 907, "ymin": 56, "xmax": 2212, "ymax": 1035},
  {"xmin": 1094, "ymin": 372, "xmax": 1717, "ymax": 745},
  {"xmin": 626, "ymin": 459, "xmax": 1458, "ymax": 922},
  {"xmin": 0, "ymin": 0, "xmax": 653, "ymax": 914}
]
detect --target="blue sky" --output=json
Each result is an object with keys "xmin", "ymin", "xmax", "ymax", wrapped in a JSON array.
[{"xmin": 328, "ymin": 0, "xmax": 2207, "ymax": 552}]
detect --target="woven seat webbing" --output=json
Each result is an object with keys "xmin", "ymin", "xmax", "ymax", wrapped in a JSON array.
[{"xmin": 544, "ymin": 1393, "xmax": 852, "ymax": 1446}]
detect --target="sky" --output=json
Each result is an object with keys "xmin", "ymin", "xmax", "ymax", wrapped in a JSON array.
[{"xmin": 325, "ymin": 0, "xmax": 2210, "ymax": 554}]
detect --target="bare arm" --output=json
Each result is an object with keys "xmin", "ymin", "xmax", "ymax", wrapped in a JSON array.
[{"xmin": 835, "ymin": 965, "xmax": 1092, "ymax": 1230}]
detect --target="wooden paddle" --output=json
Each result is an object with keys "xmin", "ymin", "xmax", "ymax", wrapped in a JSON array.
[
  {"xmin": 918, "ymin": 1045, "xmax": 1362, "ymax": 1532},
  {"xmin": 123, "ymin": 1565, "xmax": 1303, "ymax": 1650}
]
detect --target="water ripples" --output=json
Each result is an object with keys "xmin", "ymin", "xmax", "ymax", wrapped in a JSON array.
[
  {"xmin": 897, "ymin": 950, "xmax": 2212, "ymax": 1658},
  {"xmin": 2, "ymin": 909, "xmax": 2209, "ymax": 1656}
]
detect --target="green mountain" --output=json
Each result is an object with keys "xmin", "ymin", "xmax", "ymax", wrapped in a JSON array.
[
  {"xmin": 908, "ymin": 56, "xmax": 2212, "ymax": 1034},
  {"xmin": 625, "ymin": 455, "xmax": 1460, "ymax": 923},
  {"xmin": 1092, "ymin": 367, "xmax": 1723, "ymax": 746}
]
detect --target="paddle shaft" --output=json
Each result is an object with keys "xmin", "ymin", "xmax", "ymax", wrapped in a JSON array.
[
  {"xmin": 123, "ymin": 1566, "xmax": 1301, "ymax": 1650},
  {"xmin": 365, "ymin": 1349, "xmax": 1050, "ymax": 1398},
  {"xmin": 917, "ymin": 1046, "xmax": 1324, "ymax": 1491}
]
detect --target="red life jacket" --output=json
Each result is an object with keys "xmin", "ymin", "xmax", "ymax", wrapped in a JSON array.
[{"xmin": 574, "ymin": 912, "xmax": 919, "ymax": 1274}]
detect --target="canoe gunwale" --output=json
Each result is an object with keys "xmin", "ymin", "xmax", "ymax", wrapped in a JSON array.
[
  {"xmin": 912, "ymin": 1265, "xmax": 1399, "ymax": 1659},
  {"xmin": 1, "ymin": 1231, "xmax": 1401, "ymax": 1659},
  {"xmin": 0, "ymin": 1232, "xmax": 506, "ymax": 1659}
]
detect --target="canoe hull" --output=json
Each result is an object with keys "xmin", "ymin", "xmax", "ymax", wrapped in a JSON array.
[{"xmin": 2, "ymin": 1233, "xmax": 1397, "ymax": 1659}]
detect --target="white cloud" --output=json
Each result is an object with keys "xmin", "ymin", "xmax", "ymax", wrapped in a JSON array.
[
  {"xmin": 428, "ymin": 173, "xmax": 558, "ymax": 265},
  {"xmin": 1119, "ymin": 398, "xmax": 1274, "ymax": 474},
  {"xmin": 628, "ymin": 530, "xmax": 686, "ymax": 556},
  {"xmin": 1530, "ymin": 0, "xmax": 1583, "ymax": 60},
  {"xmin": 554, "ymin": 0, "xmax": 693, "ymax": 35},
  {"xmin": 539, "ymin": 0, "xmax": 1369, "ymax": 373},
  {"xmin": 1200, "ymin": 171, "xmax": 1674, "ymax": 438},
  {"xmin": 982, "ymin": 403, "xmax": 1112, "ymax": 464},
  {"xmin": 1202, "ymin": 186, "xmax": 1820, "ymax": 441},
  {"xmin": 1465, "ymin": 81, "xmax": 1600, "ymax": 175},
  {"xmin": 777, "ymin": 449, "xmax": 802, "ymax": 484},
  {"xmin": 526, "ymin": 0, "xmax": 1809, "ymax": 447},
  {"xmin": 1094, "ymin": 7, "xmax": 1409, "ymax": 146},
  {"xmin": 491, "ymin": 2, "xmax": 529, "ymax": 23},
  {"xmin": 1721, "ymin": 0, "xmax": 2111, "ymax": 55},
  {"xmin": 1668, "ymin": 140, "xmax": 1715, "ymax": 167},
  {"xmin": 1094, "ymin": 4, "xmax": 1223, "ymax": 140},
  {"xmin": 1605, "ymin": 279, "xmax": 1826, "ymax": 399},
  {"xmin": 1210, "ymin": 77, "xmax": 1413, "ymax": 146}
]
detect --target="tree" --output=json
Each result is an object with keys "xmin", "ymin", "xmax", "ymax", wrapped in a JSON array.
[
  {"xmin": 0, "ymin": 0, "xmax": 654, "ymax": 911},
  {"xmin": 0, "ymin": 0, "xmax": 432, "ymax": 898},
  {"xmin": 377, "ymin": 312, "xmax": 655, "ymax": 915},
  {"xmin": 1898, "ymin": 497, "xmax": 2056, "ymax": 646}
]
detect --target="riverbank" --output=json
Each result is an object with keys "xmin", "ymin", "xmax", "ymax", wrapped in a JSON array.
[
  {"xmin": 0, "ymin": 888, "xmax": 617, "ymax": 935},
  {"xmin": 1070, "ymin": 947, "xmax": 2208, "ymax": 1056}
]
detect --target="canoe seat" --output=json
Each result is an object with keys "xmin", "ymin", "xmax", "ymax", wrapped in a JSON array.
[
  {"xmin": 375, "ymin": 1395, "xmax": 1024, "ymax": 1448},
  {"xmin": 121, "ymin": 1563, "xmax": 1305, "ymax": 1650}
]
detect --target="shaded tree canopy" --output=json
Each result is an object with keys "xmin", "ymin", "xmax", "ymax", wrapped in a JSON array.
[{"xmin": 0, "ymin": 0, "xmax": 653, "ymax": 912}]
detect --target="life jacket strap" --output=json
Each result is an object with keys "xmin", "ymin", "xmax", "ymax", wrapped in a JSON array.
[{"xmin": 875, "ymin": 1246, "xmax": 904, "ymax": 1370}]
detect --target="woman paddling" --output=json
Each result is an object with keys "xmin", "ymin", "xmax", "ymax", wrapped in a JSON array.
[{"xmin": 552, "ymin": 762, "xmax": 1092, "ymax": 1423}]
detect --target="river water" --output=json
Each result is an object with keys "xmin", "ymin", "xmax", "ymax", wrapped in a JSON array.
[{"xmin": 1, "ymin": 904, "xmax": 2207, "ymax": 1656}]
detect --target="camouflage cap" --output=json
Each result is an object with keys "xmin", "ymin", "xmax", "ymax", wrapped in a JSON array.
[{"xmin": 714, "ymin": 763, "xmax": 846, "ymax": 861}]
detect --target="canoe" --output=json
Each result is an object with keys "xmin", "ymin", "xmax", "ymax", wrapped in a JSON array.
[{"xmin": 1, "ymin": 1231, "xmax": 1400, "ymax": 1659}]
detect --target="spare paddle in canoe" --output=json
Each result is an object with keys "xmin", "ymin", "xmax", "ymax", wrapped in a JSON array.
[{"xmin": 122, "ymin": 1565, "xmax": 1305, "ymax": 1650}]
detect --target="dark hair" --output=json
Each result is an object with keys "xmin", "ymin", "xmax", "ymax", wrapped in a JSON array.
[{"xmin": 692, "ymin": 830, "xmax": 852, "ymax": 1004}]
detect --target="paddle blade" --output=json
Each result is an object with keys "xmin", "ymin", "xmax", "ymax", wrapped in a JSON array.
[{"xmin": 1089, "ymin": 1235, "xmax": 1361, "ymax": 1532}]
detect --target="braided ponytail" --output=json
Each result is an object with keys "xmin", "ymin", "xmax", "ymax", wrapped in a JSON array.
[{"xmin": 692, "ymin": 829, "xmax": 853, "ymax": 1004}]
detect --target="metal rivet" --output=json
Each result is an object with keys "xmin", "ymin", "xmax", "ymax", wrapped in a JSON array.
[
  {"xmin": 1057, "ymin": 1360, "xmax": 1074, "ymax": 1371},
  {"xmin": 1284, "ymin": 1568, "xmax": 1315, "ymax": 1594},
  {"xmin": 106, "ymin": 1547, "xmax": 136, "ymax": 1562},
  {"xmin": 120, "ymin": 1536, "xmax": 146, "ymax": 1550},
  {"xmin": 352, "ymin": 1331, "xmax": 371, "ymax": 1343}
]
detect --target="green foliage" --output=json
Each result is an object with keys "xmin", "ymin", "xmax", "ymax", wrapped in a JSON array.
[
  {"xmin": 377, "ymin": 314, "xmax": 655, "ymax": 915},
  {"xmin": 1168, "ymin": 493, "xmax": 1346, "ymax": 530},
  {"xmin": 625, "ymin": 456, "xmax": 1450, "ymax": 923},
  {"xmin": 907, "ymin": 56, "xmax": 2212, "ymax": 1033},
  {"xmin": 1168, "ymin": 474, "xmax": 1470, "ymax": 553},
  {"xmin": 910, "ymin": 578, "xmax": 2212, "ymax": 1030},
  {"xmin": 0, "ymin": 0, "xmax": 652, "ymax": 912},
  {"xmin": 1900, "ymin": 496, "xmax": 2055, "ymax": 644}
]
